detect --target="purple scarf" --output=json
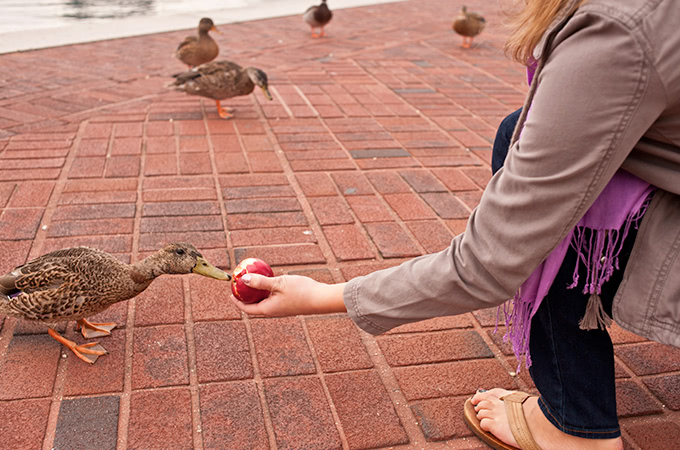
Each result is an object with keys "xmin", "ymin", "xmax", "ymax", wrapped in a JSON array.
[
  {"xmin": 501, "ymin": 60, "xmax": 655, "ymax": 370},
  {"xmin": 502, "ymin": 171, "xmax": 654, "ymax": 370}
]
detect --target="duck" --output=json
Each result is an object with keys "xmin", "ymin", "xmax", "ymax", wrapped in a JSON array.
[
  {"xmin": 175, "ymin": 17, "xmax": 220, "ymax": 68},
  {"xmin": 169, "ymin": 60, "xmax": 273, "ymax": 119},
  {"xmin": 452, "ymin": 6, "xmax": 485, "ymax": 48},
  {"xmin": 304, "ymin": 0, "xmax": 333, "ymax": 38},
  {"xmin": 0, "ymin": 243, "xmax": 230, "ymax": 364}
]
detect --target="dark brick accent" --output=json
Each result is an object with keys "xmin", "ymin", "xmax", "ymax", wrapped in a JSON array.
[
  {"xmin": 349, "ymin": 148, "xmax": 409, "ymax": 159},
  {"xmin": 54, "ymin": 396, "xmax": 119, "ymax": 450}
]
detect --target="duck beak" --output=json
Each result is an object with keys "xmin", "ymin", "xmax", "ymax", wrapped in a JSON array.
[
  {"xmin": 193, "ymin": 257, "xmax": 231, "ymax": 280},
  {"xmin": 211, "ymin": 25, "xmax": 222, "ymax": 34},
  {"xmin": 261, "ymin": 86, "xmax": 273, "ymax": 101}
]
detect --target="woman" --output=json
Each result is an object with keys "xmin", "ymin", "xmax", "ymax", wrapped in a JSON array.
[{"xmin": 232, "ymin": 0, "xmax": 680, "ymax": 448}]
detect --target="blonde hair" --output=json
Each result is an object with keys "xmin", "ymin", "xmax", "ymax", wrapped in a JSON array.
[{"xmin": 504, "ymin": 0, "xmax": 587, "ymax": 64}]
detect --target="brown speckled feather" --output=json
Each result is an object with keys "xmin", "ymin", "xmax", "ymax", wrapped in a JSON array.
[
  {"xmin": 0, "ymin": 247, "xmax": 139, "ymax": 322},
  {"xmin": 0, "ymin": 242, "xmax": 229, "ymax": 366},
  {"xmin": 170, "ymin": 60, "xmax": 254, "ymax": 100},
  {"xmin": 0, "ymin": 243, "xmax": 222, "ymax": 325}
]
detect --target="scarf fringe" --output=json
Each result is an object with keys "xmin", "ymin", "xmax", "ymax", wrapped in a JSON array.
[
  {"xmin": 500, "ymin": 194, "xmax": 653, "ymax": 371},
  {"xmin": 579, "ymin": 294, "xmax": 613, "ymax": 330},
  {"xmin": 503, "ymin": 290, "xmax": 533, "ymax": 372}
]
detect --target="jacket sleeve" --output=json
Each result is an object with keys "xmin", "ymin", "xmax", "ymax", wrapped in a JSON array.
[{"xmin": 343, "ymin": 11, "xmax": 667, "ymax": 335}]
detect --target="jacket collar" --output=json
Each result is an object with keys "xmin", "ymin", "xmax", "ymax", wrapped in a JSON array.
[{"xmin": 533, "ymin": 0, "xmax": 583, "ymax": 59}]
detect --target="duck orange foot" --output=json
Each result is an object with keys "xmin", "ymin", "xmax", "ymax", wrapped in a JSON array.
[
  {"xmin": 78, "ymin": 318, "xmax": 116, "ymax": 338},
  {"xmin": 48, "ymin": 328, "xmax": 108, "ymax": 364}
]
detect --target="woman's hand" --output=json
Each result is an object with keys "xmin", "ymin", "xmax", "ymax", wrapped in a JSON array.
[{"xmin": 229, "ymin": 273, "xmax": 347, "ymax": 317}]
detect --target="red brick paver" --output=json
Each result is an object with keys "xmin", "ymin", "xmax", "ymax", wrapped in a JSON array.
[{"xmin": 0, "ymin": 1, "xmax": 678, "ymax": 449}]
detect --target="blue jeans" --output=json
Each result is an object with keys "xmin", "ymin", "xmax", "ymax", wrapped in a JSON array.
[
  {"xmin": 492, "ymin": 108, "xmax": 625, "ymax": 439},
  {"xmin": 492, "ymin": 108, "xmax": 522, "ymax": 175}
]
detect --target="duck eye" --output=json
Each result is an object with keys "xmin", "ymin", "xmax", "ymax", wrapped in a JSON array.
[{"xmin": 175, "ymin": 248, "xmax": 186, "ymax": 256}]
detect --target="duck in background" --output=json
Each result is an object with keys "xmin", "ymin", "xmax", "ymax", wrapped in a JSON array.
[
  {"xmin": 176, "ymin": 17, "xmax": 221, "ymax": 68},
  {"xmin": 169, "ymin": 60, "xmax": 273, "ymax": 119},
  {"xmin": 452, "ymin": 6, "xmax": 485, "ymax": 48},
  {"xmin": 0, "ymin": 243, "xmax": 230, "ymax": 364},
  {"xmin": 304, "ymin": 0, "xmax": 333, "ymax": 38}
]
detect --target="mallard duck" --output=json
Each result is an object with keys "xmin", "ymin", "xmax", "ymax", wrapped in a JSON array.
[
  {"xmin": 169, "ymin": 60, "xmax": 273, "ymax": 119},
  {"xmin": 304, "ymin": 0, "xmax": 333, "ymax": 38},
  {"xmin": 452, "ymin": 6, "xmax": 485, "ymax": 48},
  {"xmin": 175, "ymin": 17, "xmax": 220, "ymax": 68},
  {"xmin": 0, "ymin": 243, "xmax": 230, "ymax": 364}
]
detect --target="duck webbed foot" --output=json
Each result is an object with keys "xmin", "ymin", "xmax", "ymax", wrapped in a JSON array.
[
  {"xmin": 215, "ymin": 100, "xmax": 234, "ymax": 119},
  {"xmin": 78, "ymin": 318, "xmax": 117, "ymax": 338},
  {"xmin": 311, "ymin": 27, "xmax": 320, "ymax": 38},
  {"xmin": 48, "ymin": 328, "xmax": 108, "ymax": 364}
]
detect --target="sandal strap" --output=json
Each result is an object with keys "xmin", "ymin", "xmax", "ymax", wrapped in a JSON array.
[{"xmin": 501, "ymin": 392, "xmax": 542, "ymax": 450}]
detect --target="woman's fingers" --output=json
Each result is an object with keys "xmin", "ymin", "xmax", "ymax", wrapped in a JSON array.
[
  {"xmin": 241, "ymin": 273, "xmax": 276, "ymax": 291},
  {"xmin": 229, "ymin": 293, "xmax": 267, "ymax": 315}
]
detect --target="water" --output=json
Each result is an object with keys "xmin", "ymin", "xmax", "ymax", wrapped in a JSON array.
[
  {"xmin": 0, "ymin": 0, "xmax": 398, "ymax": 53},
  {"xmin": 0, "ymin": 0, "xmax": 253, "ymax": 33}
]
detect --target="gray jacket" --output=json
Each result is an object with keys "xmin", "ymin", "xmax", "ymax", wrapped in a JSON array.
[{"xmin": 343, "ymin": 0, "xmax": 680, "ymax": 347}]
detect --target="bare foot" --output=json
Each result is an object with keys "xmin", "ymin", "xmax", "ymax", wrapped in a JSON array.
[{"xmin": 471, "ymin": 388, "xmax": 623, "ymax": 450}]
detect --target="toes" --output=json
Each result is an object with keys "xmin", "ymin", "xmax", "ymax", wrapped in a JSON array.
[
  {"xmin": 471, "ymin": 389, "xmax": 487, "ymax": 403},
  {"xmin": 475, "ymin": 404, "xmax": 498, "ymax": 421},
  {"xmin": 474, "ymin": 399, "xmax": 491, "ymax": 411},
  {"xmin": 472, "ymin": 388, "xmax": 515, "ymax": 405},
  {"xmin": 486, "ymin": 388, "xmax": 514, "ymax": 399},
  {"xmin": 472, "ymin": 389, "xmax": 495, "ymax": 403},
  {"xmin": 479, "ymin": 417, "xmax": 494, "ymax": 432}
]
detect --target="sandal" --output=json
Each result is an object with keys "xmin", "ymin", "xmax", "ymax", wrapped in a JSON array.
[{"xmin": 463, "ymin": 391, "xmax": 542, "ymax": 450}]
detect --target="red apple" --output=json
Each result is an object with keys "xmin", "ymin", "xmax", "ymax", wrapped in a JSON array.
[{"xmin": 231, "ymin": 258, "xmax": 274, "ymax": 304}]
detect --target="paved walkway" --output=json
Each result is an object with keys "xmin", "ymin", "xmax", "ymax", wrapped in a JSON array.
[{"xmin": 0, "ymin": 1, "xmax": 678, "ymax": 449}]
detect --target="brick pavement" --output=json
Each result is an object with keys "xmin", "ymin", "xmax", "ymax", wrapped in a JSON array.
[{"xmin": 1, "ymin": 1, "xmax": 679, "ymax": 449}]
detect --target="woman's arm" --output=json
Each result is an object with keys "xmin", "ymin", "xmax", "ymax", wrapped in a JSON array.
[
  {"xmin": 343, "ymin": 11, "xmax": 667, "ymax": 335},
  {"xmin": 231, "ymin": 11, "xmax": 667, "ymax": 333},
  {"xmin": 230, "ymin": 273, "xmax": 346, "ymax": 316}
]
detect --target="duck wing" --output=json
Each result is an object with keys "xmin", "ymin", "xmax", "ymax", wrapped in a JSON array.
[
  {"xmin": 453, "ymin": 19, "xmax": 484, "ymax": 37},
  {"xmin": 468, "ymin": 13, "xmax": 485, "ymax": 35},
  {"xmin": 197, "ymin": 60, "xmax": 243, "ymax": 78},
  {"xmin": 304, "ymin": 5, "xmax": 318, "ymax": 25},
  {"xmin": 172, "ymin": 60, "xmax": 241, "ymax": 83},
  {"xmin": 171, "ymin": 60, "xmax": 251, "ymax": 100},
  {"xmin": 176, "ymin": 35, "xmax": 198, "ymax": 51},
  {"xmin": 1, "ymin": 247, "xmax": 116, "ymax": 295},
  {"xmin": 0, "ymin": 260, "xmax": 84, "ymax": 321},
  {"xmin": 0, "ymin": 247, "xmax": 123, "ymax": 321}
]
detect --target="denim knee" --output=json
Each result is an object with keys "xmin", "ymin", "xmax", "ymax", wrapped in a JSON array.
[{"xmin": 492, "ymin": 108, "xmax": 522, "ymax": 174}]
